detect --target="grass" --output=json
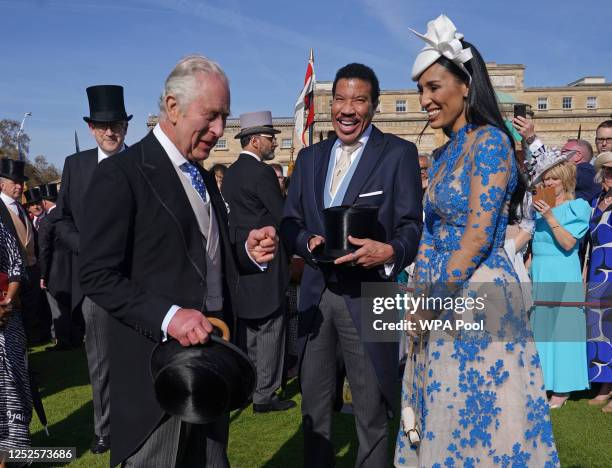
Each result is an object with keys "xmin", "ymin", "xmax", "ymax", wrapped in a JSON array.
[{"xmin": 26, "ymin": 344, "xmax": 612, "ymax": 467}]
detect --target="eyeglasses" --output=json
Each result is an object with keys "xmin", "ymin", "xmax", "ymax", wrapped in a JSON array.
[
  {"xmin": 596, "ymin": 137, "xmax": 612, "ymax": 144},
  {"xmin": 92, "ymin": 121, "xmax": 126, "ymax": 133}
]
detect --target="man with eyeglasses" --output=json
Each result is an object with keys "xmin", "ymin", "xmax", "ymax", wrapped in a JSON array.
[
  {"xmin": 221, "ymin": 111, "xmax": 294, "ymax": 413},
  {"xmin": 560, "ymin": 139, "xmax": 600, "ymax": 202},
  {"xmin": 54, "ymin": 85, "xmax": 131, "ymax": 455},
  {"xmin": 595, "ymin": 120, "xmax": 612, "ymax": 155}
]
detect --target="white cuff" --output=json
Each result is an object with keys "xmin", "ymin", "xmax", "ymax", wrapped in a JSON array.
[
  {"xmin": 245, "ymin": 241, "xmax": 267, "ymax": 271},
  {"xmin": 161, "ymin": 305, "xmax": 181, "ymax": 341}
]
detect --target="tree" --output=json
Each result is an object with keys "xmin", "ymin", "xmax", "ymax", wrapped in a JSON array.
[
  {"xmin": 0, "ymin": 118, "xmax": 61, "ymax": 186},
  {"xmin": 0, "ymin": 118, "xmax": 30, "ymax": 160}
]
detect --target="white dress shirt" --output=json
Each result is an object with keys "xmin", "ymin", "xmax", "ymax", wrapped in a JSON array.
[{"xmin": 97, "ymin": 145, "xmax": 126, "ymax": 163}]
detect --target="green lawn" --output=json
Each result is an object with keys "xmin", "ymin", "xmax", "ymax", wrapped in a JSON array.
[{"xmin": 27, "ymin": 345, "xmax": 611, "ymax": 467}]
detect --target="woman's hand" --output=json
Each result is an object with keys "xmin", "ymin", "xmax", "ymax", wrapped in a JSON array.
[{"xmin": 533, "ymin": 199, "xmax": 554, "ymax": 220}]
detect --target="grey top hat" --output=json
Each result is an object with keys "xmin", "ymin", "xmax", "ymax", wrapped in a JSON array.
[{"xmin": 234, "ymin": 111, "xmax": 281, "ymax": 139}]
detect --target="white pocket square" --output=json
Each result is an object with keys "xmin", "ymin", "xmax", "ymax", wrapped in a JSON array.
[{"xmin": 358, "ymin": 190, "xmax": 383, "ymax": 197}]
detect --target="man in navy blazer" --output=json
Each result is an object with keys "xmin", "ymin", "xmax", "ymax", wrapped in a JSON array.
[{"xmin": 281, "ymin": 63, "xmax": 423, "ymax": 467}]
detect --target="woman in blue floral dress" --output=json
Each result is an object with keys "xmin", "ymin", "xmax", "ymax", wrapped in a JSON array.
[{"xmin": 395, "ymin": 15, "xmax": 558, "ymax": 467}]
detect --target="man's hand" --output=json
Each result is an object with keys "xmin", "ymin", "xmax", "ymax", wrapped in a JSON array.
[
  {"xmin": 247, "ymin": 226, "xmax": 277, "ymax": 264},
  {"xmin": 308, "ymin": 235, "xmax": 325, "ymax": 253},
  {"xmin": 167, "ymin": 308, "xmax": 214, "ymax": 347},
  {"xmin": 512, "ymin": 116, "xmax": 536, "ymax": 141},
  {"xmin": 334, "ymin": 236, "xmax": 394, "ymax": 268}
]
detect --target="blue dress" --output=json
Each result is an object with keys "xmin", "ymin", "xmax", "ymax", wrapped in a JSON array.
[
  {"xmin": 586, "ymin": 194, "xmax": 612, "ymax": 383},
  {"xmin": 530, "ymin": 199, "xmax": 590, "ymax": 393},
  {"xmin": 395, "ymin": 124, "xmax": 558, "ymax": 467}
]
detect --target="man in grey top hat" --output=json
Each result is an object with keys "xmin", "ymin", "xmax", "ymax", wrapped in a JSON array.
[{"xmin": 222, "ymin": 111, "xmax": 294, "ymax": 412}]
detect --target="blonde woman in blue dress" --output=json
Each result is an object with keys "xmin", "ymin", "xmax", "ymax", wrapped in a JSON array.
[{"xmin": 395, "ymin": 15, "xmax": 559, "ymax": 467}]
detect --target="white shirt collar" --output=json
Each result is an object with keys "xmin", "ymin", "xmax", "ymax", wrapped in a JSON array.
[
  {"xmin": 153, "ymin": 124, "xmax": 189, "ymax": 168},
  {"xmin": 0, "ymin": 191, "xmax": 18, "ymax": 207},
  {"xmin": 241, "ymin": 150, "xmax": 261, "ymax": 162},
  {"xmin": 332, "ymin": 124, "xmax": 373, "ymax": 162},
  {"xmin": 98, "ymin": 144, "xmax": 126, "ymax": 163}
]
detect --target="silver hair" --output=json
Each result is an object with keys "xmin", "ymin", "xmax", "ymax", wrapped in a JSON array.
[{"xmin": 159, "ymin": 55, "xmax": 228, "ymax": 115}]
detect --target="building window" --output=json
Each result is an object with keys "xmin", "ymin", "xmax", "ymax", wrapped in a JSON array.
[
  {"xmin": 562, "ymin": 97, "xmax": 572, "ymax": 109},
  {"xmin": 215, "ymin": 139, "xmax": 228, "ymax": 150},
  {"xmin": 421, "ymin": 106, "xmax": 427, "ymax": 112},
  {"xmin": 376, "ymin": 103, "xmax": 381, "ymax": 113},
  {"xmin": 537, "ymin": 97, "xmax": 548, "ymax": 110},
  {"xmin": 587, "ymin": 96, "xmax": 597, "ymax": 109},
  {"xmin": 281, "ymin": 138, "xmax": 292, "ymax": 149},
  {"xmin": 395, "ymin": 100, "xmax": 407, "ymax": 112}
]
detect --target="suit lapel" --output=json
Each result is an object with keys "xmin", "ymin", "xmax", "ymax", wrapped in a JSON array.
[
  {"xmin": 137, "ymin": 132, "xmax": 207, "ymax": 280},
  {"xmin": 342, "ymin": 126, "xmax": 386, "ymax": 205},
  {"xmin": 314, "ymin": 138, "xmax": 336, "ymax": 215}
]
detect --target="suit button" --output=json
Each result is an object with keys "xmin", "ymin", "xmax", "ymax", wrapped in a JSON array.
[{"xmin": 199, "ymin": 281, "xmax": 204, "ymax": 286}]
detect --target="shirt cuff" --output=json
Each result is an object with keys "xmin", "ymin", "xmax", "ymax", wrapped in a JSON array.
[
  {"xmin": 383, "ymin": 262, "xmax": 395, "ymax": 277},
  {"xmin": 161, "ymin": 305, "xmax": 181, "ymax": 341},
  {"xmin": 245, "ymin": 241, "xmax": 267, "ymax": 271}
]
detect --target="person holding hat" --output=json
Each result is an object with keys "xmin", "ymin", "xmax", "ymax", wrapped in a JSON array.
[
  {"xmin": 222, "ymin": 111, "xmax": 293, "ymax": 413},
  {"xmin": 54, "ymin": 84, "xmax": 131, "ymax": 454},
  {"xmin": 584, "ymin": 151, "xmax": 612, "ymax": 413},
  {"xmin": 0, "ymin": 159, "xmax": 49, "ymax": 345},
  {"xmin": 38, "ymin": 183, "xmax": 77, "ymax": 351},
  {"xmin": 396, "ymin": 14, "xmax": 558, "ymax": 467},
  {"xmin": 281, "ymin": 62, "xmax": 423, "ymax": 467},
  {"xmin": 78, "ymin": 55, "xmax": 277, "ymax": 467}
]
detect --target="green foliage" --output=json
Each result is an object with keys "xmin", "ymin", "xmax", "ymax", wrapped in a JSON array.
[{"xmin": 0, "ymin": 119, "xmax": 61, "ymax": 185}]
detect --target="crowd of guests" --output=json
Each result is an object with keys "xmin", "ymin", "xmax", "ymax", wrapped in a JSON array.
[{"xmin": 0, "ymin": 12, "xmax": 610, "ymax": 468}]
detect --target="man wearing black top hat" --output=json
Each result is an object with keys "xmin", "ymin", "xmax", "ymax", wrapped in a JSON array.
[
  {"xmin": 222, "ymin": 111, "xmax": 294, "ymax": 413},
  {"xmin": 54, "ymin": 84, "xmax": 131, "ymax": 454},
  {"xmin": 281, "ymin": 63, "xmax": 423, "ymax": 467},
  {"xmin": 38, "ymin": 183, "xmax": 77, "ymax": 351},
  {"xmin": 0, "ymin": 159, "xmax": 49, "ymax": 343},
  {"xmin": 79, "ymin": 55, "xmax": 277, "ymax": 467},
  {"xmin": 23, "ymin": 186, "xmax": 45, "ymax": 229}
]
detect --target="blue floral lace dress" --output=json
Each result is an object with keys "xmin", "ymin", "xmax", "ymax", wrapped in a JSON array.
[{"xmin": 395, "ymin": 124, "xmax": 559, "ymax": 467}]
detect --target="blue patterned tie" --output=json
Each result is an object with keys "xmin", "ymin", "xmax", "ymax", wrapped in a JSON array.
[{"xmin": 180, "ymin": 161, "xmax": 207, "ymax": 203}]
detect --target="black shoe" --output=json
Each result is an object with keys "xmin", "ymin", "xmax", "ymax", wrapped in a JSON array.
[
  {"xmin": 253, "ymin": 397, "xmax": 296, "ymax": 413},
  {"xmin": 90, "ymin": 434, "xmax": 110, "ymax": 454}
]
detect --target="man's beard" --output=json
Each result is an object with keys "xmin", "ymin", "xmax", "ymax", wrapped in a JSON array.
[{"xmin": 261, "ymin": 150, "xmax": 275, "ymax": 161}]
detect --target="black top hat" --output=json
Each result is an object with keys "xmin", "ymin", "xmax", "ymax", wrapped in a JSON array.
[
  {"xmin": 23, "ymin": 186, "xmax": 42, "ymax": 205},
  {"xmin": 313, "ymin": 205, "xmax": 380, "ymax": 263},
  {"xmin": 83, "ymin": 85, "xmax": 132, "ymax": 123},
  {"xmin": 151, "ymin": 335, "xmax": 255, "ymax": 424},
  {"xmin": 40, "ymin": 183, "xmax": 59, "ymax": 201},
  {"xmin": 0, "ymin": 158, "xmax": 29, "ymax": 182}
]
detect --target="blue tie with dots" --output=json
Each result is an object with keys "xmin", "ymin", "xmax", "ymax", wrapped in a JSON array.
[{"xmin": 180, "ymin": 161, "xmax": 207, "ymax": 203}]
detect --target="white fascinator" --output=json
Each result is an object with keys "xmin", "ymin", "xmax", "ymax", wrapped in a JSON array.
[{"xmin": 409, "ymin": 14, "xmax": 473, "ymax": 82}]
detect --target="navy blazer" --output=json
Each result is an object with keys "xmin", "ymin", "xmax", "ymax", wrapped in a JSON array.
[{"xmin": 280, "ymin": 125, "xmax": 423, "ymax": 407}]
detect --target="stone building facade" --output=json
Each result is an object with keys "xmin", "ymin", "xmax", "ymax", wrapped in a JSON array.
[{"xmin": 150, "ymin": 63, "xmax": 612, "ymax": 172}]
